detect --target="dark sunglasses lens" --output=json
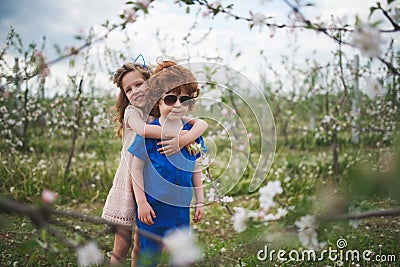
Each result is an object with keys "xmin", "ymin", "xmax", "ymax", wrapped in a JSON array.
[
  {"xmin": 180, "ymin": 96, "xmax": 193, "ymax": 106},
  {"xmin": 164, "ymin": 95, "xmax": 178, "ymax": 106}
]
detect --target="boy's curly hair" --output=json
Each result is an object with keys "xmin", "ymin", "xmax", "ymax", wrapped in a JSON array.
[{"xmin": 147, "ymin": 61, "xmax": 200, "ymax": 117}]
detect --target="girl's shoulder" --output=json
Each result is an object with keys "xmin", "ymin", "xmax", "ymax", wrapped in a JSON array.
[
  {"xmin": 124, "ymin": 105, "xmax": 144, "ymax": 130},
  {"xmin": 124, "ymin": 105, "xmax": 144, "ymax": 121},
  {"xmin": 125, "ymin": 105, "xmax": 143, "ymax": 116}
]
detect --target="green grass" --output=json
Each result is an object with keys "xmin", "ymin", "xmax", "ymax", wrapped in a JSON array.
[
  {"xmin": 1, "ymin": 124, "xmax": 399, "ymax": 266},
  {"xmin": 2, "ymin": 197, "xmax": 398, "ymax": 266}
]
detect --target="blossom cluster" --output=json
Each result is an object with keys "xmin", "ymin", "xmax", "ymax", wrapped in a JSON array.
[
  {"xmin": 294, "ymin": 215, "xmax": 326, "ymax": 250},
  {"xmin": 351, "ymin": 22, "xmax": 383, "ymax": 58},
  {"xmin": 232, "ymin": 180, "xmax": 287, "ymax": 233}
]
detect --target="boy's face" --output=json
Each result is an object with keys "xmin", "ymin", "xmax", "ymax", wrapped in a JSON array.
[
  {"xmin": 121, "ymin": 70, "xmax": 147, "ymax": 108},
  {"xmin": 158, "ymin": 92, "xmax": 191, "ymax": 120}
]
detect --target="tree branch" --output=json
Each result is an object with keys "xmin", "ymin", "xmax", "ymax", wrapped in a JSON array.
[{"xmin": 327, "ymin": 208, "xmax": 400, "ymax": 221}]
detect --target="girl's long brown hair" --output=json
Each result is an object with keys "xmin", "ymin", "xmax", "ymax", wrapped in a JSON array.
[{"xmin": 113, "ymin": 63, "xmax": 152, "ymax": 137}]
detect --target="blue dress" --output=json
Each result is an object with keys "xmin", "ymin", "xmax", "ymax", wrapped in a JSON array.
[{"xmin": 128, "ymin": 118, "xmax": 207, "ymax": 266}]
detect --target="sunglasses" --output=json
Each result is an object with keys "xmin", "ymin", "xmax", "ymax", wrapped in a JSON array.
[{"xmin": 161, "ymin": 95, "xmax": 194, "ymax": 106}]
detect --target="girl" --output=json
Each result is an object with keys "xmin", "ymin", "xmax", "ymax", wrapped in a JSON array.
[
  {"xmin": 128, "ymin": 61, "xmax": 206, "ymax": 266},
  {"xmin": 102, "ymin": 62, "xmax": 208, "ymax": 266}
]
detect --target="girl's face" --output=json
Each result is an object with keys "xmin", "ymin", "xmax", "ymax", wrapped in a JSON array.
[
  {"xmin": 121, "ymin": 70, "xmax": 147, "ymax": 108},
  {"xmin": 158, "ymin": 92, "xmax": 191, "ymax": 121}
]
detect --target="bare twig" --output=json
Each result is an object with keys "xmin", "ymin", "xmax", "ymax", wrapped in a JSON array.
[
  {"xmin": 185, "ymin": 0, "xmax": 400, "ymax": 77},
  {"xmin": 204, "ymin": 164, "xmax": 234, "ymax": 216}
]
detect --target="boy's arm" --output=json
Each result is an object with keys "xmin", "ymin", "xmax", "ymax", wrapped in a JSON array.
[
  {"xmin": 158, "ymin": 117, "xmax": 208, "ymax": 155},
  {"xmin": 192, "ymin": 160, "xmax": 204, "ymax": 223},
  {"xmin": 131, "ymin": 157, "xmax": 156, "ymax": 225}
]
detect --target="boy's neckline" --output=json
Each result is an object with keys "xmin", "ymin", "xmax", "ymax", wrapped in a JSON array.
[{"xmin": 158, "ymin": 117, "xmax": 184, "ymax": 127}]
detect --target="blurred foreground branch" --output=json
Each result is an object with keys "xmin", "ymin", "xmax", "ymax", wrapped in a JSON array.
[
  {"xmin": 0, "ymin": 194, "xmax": 162, "ymax": 243},
  {"xmin": 0, "ymin": 194, "xmax": 203, "ymax": 266},
  {"xmin": 327, "ymin": 208, "xmax": 400, "ymax": 221}
]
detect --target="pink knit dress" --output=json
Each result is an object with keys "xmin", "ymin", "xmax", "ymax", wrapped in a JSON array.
[{"xmin": 102, "ymin": 106, "xmax": 141, "ymax": 226}]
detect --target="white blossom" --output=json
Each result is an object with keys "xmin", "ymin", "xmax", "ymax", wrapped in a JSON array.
[
  {"xmin": 363, "ymin": 78, "xmax": 386, "ymax": 99},
  {"xmin": 298, "ymin": 228, "xmax": 326, "ymax": 250},
  {"xmin": 349, "ymin": 219, "xmax": 361, "ymax": 229},
  {"xmin": 201, "ymin": 154, "xmax": 211, "ymax": 166},
  {"xmin": 220, "ymin": 195, "xmax": 233, "ymax": 203},
  {"xmin": 207, "ymin": 188, "xmax": 216, "ymax": 202},
  {"xmin": 209, "ymin": 0, "xmax": 222, "ymax": 9},
  {"xmin": 263, "ymin": 207, "xmax": 288, "ymax": 221},
  {"xmin": 123, "ymin": 8, "xmax": 138, "ymax": 23},
  {"xmin": 352, "ymin": 22, "xmax": 382, "ymax": 58},
  {"xmin": 295, "ymin": 215, "xmax": 326, "ymax": 250},
  {"xmin": 138, "ymin": 0, "xmax": 151, "ymax": 8},
  {"xmin": 250, "ymin": 12, "xmax": 267, "ymax": 27},
  {"xmin": 200, "ymin": 89, "xmax": 222, "ymax": 111},
  {"xmin": 233, "ymin": 207, "xmax": 249, "ymax": 233},
  {"xmin": 321, "ymin": 114, "xmax": 332, "ymax": 124},
  {"xmin": 259, "ymin": 180, "xmax": 283, "ymax": 211},
  {"xmin": 163, "ymin": 228, "xmax": 202, "ymax": 266},
  {"xmin": 387, "ymin": 1, "xmax": 400, "ymax": 23},
  {"xmin": 76, "ymin": 241, "xmax": 103, "ymax": 267},
  {"xmin": 349, "ymin": 207, "xmax": 362, "ymax": 229}
]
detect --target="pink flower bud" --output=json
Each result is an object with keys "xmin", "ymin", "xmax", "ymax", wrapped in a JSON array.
[{"xmin": 42, "ymin": 189, "xmax": 57, "ymax": 204}]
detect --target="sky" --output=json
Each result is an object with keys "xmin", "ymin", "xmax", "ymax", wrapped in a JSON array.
[{"xmin": 0, "ymin": 0, "xmax": 397, "ymax": 96}]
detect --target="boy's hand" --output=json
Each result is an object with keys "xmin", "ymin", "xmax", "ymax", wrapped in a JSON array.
[
  {"xmin": 193, "ymin": 203, "xmax": 204, "ymax": 223},
  {"xmin": 137, "ymin": 201, "xmax": 156, "ymax": 225}
]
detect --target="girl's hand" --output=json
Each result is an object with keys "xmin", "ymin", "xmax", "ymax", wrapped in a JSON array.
[
  {"xmin": 157, "ymin": 131, "xmax": 189, "ymax": 156},
  {"xmin": 137, "ymin": 201, "xmax": 156, "ymax": 225},
  {"xmin": 193, "ymin": 202, "xmax": 204, "ymax": 223},
  {"xmin": 157, "ymin": 135, "xmax": 179, "ymax": 156}
]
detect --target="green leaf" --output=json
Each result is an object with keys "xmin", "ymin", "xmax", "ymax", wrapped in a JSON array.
[
  {"xmin": 369, "ymin": 6, "xmax": 378, "ymax": 18},
  {"xmin": 186, "ymin": 6, "xmax": 190, "ymax": 14},
  {"xmin": 355, "ymin": 15, "xmax": 360, "ymax": 27},
  {"xmin": 387, "ymin": 0, "xmax": 396, "ymax": 4},
  {"xmin": 305, "ymin": 21, "xmax": 317, "ymax": 30},
  {"xmin": 371, "ymin": 20, "xmax": 383, "ymax": 27}
]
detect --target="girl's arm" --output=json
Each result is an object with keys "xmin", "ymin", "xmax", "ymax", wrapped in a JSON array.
[
  {"xmin": 131, "ymin": 157, "xmax": 156, "ymax": 225},
  {"xmin": 126, "ymin": 110, "xmax": 164, "ymax": 139},
  {"xmin": 158, "ymin": 117, "xmax": 208, "ymax": 155},
  {"xmin": 180, "ymin": 117, "xmax": 208, "ymax": 147},
  {"xmin": 192, "ymin": 160, "xmax": 204, "ymax": 223}
]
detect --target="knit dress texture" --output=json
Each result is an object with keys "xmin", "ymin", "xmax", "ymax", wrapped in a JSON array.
[{"xmin": 102, "ymin": 106, "xmax": 141, "ymax": 226}]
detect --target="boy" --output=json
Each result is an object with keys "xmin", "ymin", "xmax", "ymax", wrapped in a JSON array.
[{"xmin": 128, "ymin": 61, "xmax": 206, "ymax": 266}]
